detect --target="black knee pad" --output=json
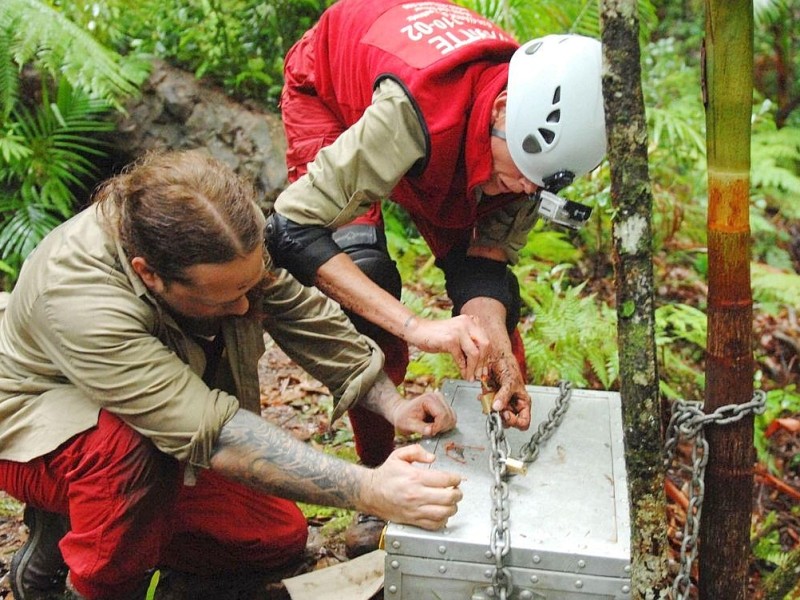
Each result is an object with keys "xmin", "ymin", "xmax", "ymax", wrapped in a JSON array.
[{"xmin": 332, "ymin": 224, "xmax": 402, "ymax": 339}]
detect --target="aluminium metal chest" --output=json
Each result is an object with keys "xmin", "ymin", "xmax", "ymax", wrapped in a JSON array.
[{"xmin": 384, "ymin": 380, "xmax": 632, "ymax": 599}]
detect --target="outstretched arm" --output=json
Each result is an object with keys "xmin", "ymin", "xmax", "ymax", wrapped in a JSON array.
[
  {"xmin": 210, "ymin": 409, "xmax": 462, "ymax": 530},
  {"xmin": 315, "ymin": 254, "xmax": 490, "ymax": 381},
  {"xmin": 271, "ymin": 78, "xmax": 491, "ymax": 382}
]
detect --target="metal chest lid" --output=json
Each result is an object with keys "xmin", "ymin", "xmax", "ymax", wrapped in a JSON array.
[{"xmin": 384, "ymin": 380, "xmax": 631, "ymax": 579}]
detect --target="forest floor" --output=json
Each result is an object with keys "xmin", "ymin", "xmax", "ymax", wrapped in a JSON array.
[{"xmin": 0, "ymin": 292, "xmax": 798, "ymax": 599}]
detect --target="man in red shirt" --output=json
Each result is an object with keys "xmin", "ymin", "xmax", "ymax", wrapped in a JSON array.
[{"xmin": 268, "ymin": 0, "xmax": 606, "ymax": 556}]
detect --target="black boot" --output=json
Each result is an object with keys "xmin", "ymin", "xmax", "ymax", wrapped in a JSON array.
[
  {"xmin": 10, "ymin": 506, "xmax": 70, "ymax": 600},
  {"xmin": 343, "ymin": 512, "xmax": 386, "ymax": 559}
]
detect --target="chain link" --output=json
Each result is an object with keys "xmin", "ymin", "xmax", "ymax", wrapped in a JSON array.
[
  {"xmin": 664, "ymin": 390, "xmax": 767, "ymax": 600},
  {"xmin": 485, "ymin": 382, "xmax": 573, "ymax": 599},
  {"xmin": 519, "ymin": 381, "xmax": 573, "ymax": 464},
  {"xmin": 487, "ymin": 411, "xmax": 511, "ymax": 599}
]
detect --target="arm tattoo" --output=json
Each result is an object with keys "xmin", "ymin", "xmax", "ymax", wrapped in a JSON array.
[{"xmin": 210, "ymin": 410, "xmax": 365, "ymax": 508}]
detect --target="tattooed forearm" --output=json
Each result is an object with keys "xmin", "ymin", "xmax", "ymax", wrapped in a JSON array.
[{"xmin": 210, "ymin": 410, "xmax": 366, "ymax": 509}]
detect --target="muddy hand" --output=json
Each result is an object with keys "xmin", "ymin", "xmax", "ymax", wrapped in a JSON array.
[{"xmin": 486, "ymin": 360, "xmax": 531, "ymax": 430}]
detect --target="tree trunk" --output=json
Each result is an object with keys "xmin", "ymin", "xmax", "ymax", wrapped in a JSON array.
[
  {"xmin": 699, "ymin": 1, "xmax": 756, "ymax": 599},
  {"xmin": 600, "ymin": 1, "xmax": 670, "ymax": 598}
]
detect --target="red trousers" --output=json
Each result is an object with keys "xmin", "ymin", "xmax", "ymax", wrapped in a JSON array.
[{"xmin": 0, "ymin": 411, "xmax": 307, "ymax": 599}]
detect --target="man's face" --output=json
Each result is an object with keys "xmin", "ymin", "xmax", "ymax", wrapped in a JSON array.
[
  {"xmin": 140, "ymin": 247, "xmax": 266, "ymax": 324},
  {"xmin": 481, "ymin": 128, "xmax": 539, "ymax": 197},
  {"xmin": 480, "ymin": 93, "xmax": 539, "ymax": 197}
]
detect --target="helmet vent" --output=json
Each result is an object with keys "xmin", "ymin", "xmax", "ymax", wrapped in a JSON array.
[
  {"xmin": 522, "ymin": 134, "xmax": 542, "ymax": 154},
  {"xmin": 553, "ymin": 86, "xmax": 561, "ymax": 103},
  {"xmin": 525, "ymin": 41, "xmax": 543, "ymax": 55},
  {"xmin": 547, "ymin": 110, "xmax": 560, "ymax": 123},
  {"xmin": 539, "ymin": 128, "xmax": 556, "ymax": 144}
]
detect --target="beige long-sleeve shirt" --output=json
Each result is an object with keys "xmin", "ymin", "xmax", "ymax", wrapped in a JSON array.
[
  {"xmin": 275, "ymin": 79, "xmax": 538, "ymax": 264},
  {"xmin": 0, "ymin": 204, "xmax": 383, "ymax": 468}
]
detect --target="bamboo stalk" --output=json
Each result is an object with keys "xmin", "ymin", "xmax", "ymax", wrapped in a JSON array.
[{"xmin": 699, "ymin": 1, "xmax": 756, "ymax": 598}]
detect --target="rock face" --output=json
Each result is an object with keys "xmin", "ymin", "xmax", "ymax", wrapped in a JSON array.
[{"xmin": 112, "ymin": 59, "xmax": 289, "ymax": 208}]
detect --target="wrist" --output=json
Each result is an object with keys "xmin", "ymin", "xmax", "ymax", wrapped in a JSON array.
[
  {"xmin": 361, "ymin": 372, "xmax": 404, "ymax": 424},
  {"xmin": 356, "ymin": 466, "xmax": 381, "ymax": 516}
]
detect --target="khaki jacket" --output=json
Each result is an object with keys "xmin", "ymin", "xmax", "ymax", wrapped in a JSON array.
[{"xmin": 0, "ymin": 205, "xmax": 383, "ymax": 469}]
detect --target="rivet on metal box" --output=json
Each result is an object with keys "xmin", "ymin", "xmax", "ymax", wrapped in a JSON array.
[{"xmin": 384, "ymin": 379, "xmax": 632, "ymax": 599}]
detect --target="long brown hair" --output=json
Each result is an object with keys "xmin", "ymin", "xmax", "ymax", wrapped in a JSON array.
[{"xmin": 94, "ymin": 150, "xmax": 266, "ymax": 284}]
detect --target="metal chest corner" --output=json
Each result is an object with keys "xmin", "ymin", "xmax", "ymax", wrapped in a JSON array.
[{"xmin": 384, "ymin": 379, "xmax": 632, "ymax": 599}]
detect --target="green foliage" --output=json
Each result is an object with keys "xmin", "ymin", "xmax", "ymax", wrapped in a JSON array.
[
  {"xmin": 641, "ymin": 37, "xmax": 709, "ymax": 248},
  {"xmin": 455, "ymin": 0, "xmax": 657, "ymax": 43},
  {"xmin": 0, "ymin": 21, "xmax": 19, "ymax": 124},
  {"xmin": 753, "ymin": 385, "xmax": 800, "ymax": 473},
  {"xmin": 750, "ymin": 210, "xmax": 796, "ymax": 272},
  {"xmin": 1, "ymin": 0, "xmax": 148, "ymax": 109},
  {"xmin": 145, "ymin": 570, "xmax": 160, "ymax": 600},
  {"xmin": 751, "ymin": 263, "xmax": 800, "ymax": 310},
  {"xmin": 751, "ymin": 101, "xmax": 800, "ymax": 219},
  {"xmin": 655, "ymin": 303, "xmax": 707, "ymax": 401},
  {"xmin": 520, "ymin": 278, "xmax": 619, "ymax": 388},
  {"xmin": 0, "ymin": 79, "xmax": 114, "ymax": 282},
  {"xmin": 1, "ymin": 0, "xmax": 148, "ymax": 284},
  {"xmin": 752, "ymin": 511, "xmax": 786, "ymax": 565},
  {"xmin": 521, "ymin": 223, "xmax": 583, "ymax": 265},
  {"xmin": 110, "ymin": 0, "xmax": 327, "ymax": 108}
]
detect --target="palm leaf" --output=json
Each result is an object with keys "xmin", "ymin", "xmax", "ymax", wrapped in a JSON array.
[
  {"xmin": 0, "ymin": 195, "xmax": 63, "ymax": 260},
  {"xmin": 9, "ymin": 79, "xmax": 111, "ymax": 213},
  {"xmin": 1, "ymin": 0, "xmax": 147, "ymax": 106},
  {"xmin": 0, "ymin": 17, "xmax": 19, "ymax": 121}
]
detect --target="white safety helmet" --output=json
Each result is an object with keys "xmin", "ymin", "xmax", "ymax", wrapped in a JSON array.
[{"xmin": 505, "ymin": 34, "xmax": 607, "ymax": 191}]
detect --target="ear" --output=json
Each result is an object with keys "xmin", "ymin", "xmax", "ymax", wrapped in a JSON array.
[
  {"xmin": 130, "ymin": 257, "xmax": 164, "ymax": 293},
  {"xmin": 491, "ymin": 91, "xmax": 508, "ymax": 123}
]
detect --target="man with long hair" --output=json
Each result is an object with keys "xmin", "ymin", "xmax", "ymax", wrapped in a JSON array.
[{"xmin": 0, "ymin": 150, "xmax": 462, "ymax": 599}]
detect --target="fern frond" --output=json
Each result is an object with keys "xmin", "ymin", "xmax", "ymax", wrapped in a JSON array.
[
  {"xmin": 751, "ymin": 124, "xmax": 800, "ymax": 216},
  {"xmin": 521, "ymin": 277, "xmax": 619, "ymax": 388},
  {"xmin": 3, "ymin": 0, "xmax": 145, "ymax": 105},
  {"xmin": 0, "ymin": 196, "xmax": 62, "ymax": 260},
  {"xmin": 655, "ymin": 303, "xmax": 707, "ymax": 348},
  {"xmin": 0, "ymin": 18, "xmax": 20, "ymax": 122},
  {"xmin": 751, "ymin": 263, "xmax": 800, "ymax": 307},
  {"xmin": 0, "ymin": 130, "xmax": 30, "ymax": 165}
]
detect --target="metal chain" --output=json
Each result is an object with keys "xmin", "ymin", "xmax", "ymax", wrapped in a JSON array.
[
  {"xmin": 519, "ymin": 381, "xmax": 573, "ymax": 464},
  {"xmin": 487, "ymin": 411, "xmax": 512, "ymax": 599},
  {"xmin": 664, "ymin": 390, "xmax": 767, "ymax": 600},
  {"xmin": 484, "ymin": 381, "xmax": 573, "ymax": 599}
]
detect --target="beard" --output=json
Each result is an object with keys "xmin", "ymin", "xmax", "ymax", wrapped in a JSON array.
[
  {"xmin": 149, "ymin": 271, "xmax": 273, "ymax": 337},
  {"xmin": 149, "ymin": 290, "xmax": 223, "ymax": 337}
]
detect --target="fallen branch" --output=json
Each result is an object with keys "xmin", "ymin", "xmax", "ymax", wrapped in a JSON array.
[
  {"xmin": 754, "ymin": 463, "xmax": 800, "ymax": 502},
  {"xmin": 665, "ymin": 478, "xmax": 689, "ymax": 511}
]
